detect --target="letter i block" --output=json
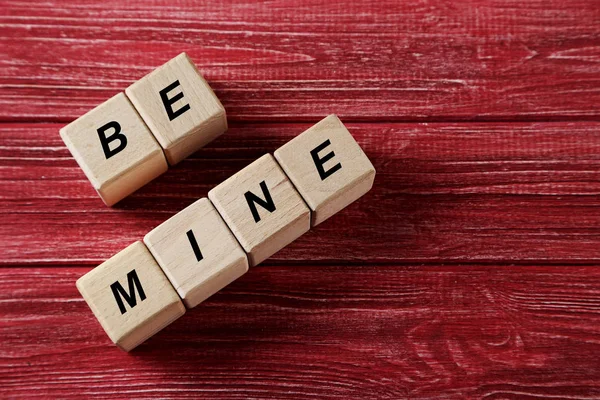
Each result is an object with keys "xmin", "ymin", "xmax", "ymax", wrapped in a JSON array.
[
  {"xmin": 209, "ymin": 154, "xmax": 311, "ymax": 266},
  {"xmin": 60, "ymin": 93, "xmax": 168, "ymax": 206},
  {"xmin": 126, "ymin": 53, "xmax": 227, "ymax": 165},
  {"xmin": 144, "ymin": 198, "xmax": 248, "ymax": 309},
  {"xmin": 274, "ymin": 115, "xmax": 376, "ymax": 226},
  {"xmin": 76, "ymin": 241, "xmax": 185, "ymax": 351}
]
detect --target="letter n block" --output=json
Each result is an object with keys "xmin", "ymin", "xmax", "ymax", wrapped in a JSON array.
[
  {"xmin": 76, "ymin": 241, "xmax": 185, "ymax": 351},
  {"xmin": 209, "ymin": 154, "xmax": 311, "ymax": 266},
  {"xmin": 60, "ymin": 93, "xmax": 168, "ymax": 206},
  {"xmin": 126, "ymin": 53, "xmax": 227, "ymax": 165},
  {"xmin": 144, "ymin": 198, "xmax": 248, "ymax": 309},
  {"xmin": 274, "ymin": 115, "xmax": 376, "ymax": 226}
]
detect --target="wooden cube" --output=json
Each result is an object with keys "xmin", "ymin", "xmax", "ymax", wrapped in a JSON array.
[
  {"xmin": 274, "ymin": 115, "xmax": 376, "ymax": 226},
  {"xmin": 60, "ymin": 93, "xmax": 168, "ymax": 206},
  {"xmin": 76, "ymin": 241, "xmax": 185, "ymax": 351},
  {"xmin": 126, "ymin": 53, "xmax": 227, "ymax": 165},
  {"xmin": 208, "ymin": 154, "xmax": 310, "ymax": 266},
  {"xmin": 144, "ymin": 198, "xmax": 248, "ymax": 309}
]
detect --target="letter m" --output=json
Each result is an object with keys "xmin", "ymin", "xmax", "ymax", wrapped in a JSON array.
[{"xmin": 110, "ymin": 269, "xmax": 147, "ymax": 315}]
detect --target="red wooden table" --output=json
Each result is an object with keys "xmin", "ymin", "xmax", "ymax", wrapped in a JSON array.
[{"xmin": 2, "ymin": 1, "xmax": 600, "ymax": 398}]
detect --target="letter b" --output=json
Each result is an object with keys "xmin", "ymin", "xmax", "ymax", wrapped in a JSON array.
[{"xmin": 98, "ymin": 121, "xmax": 128, "ymax": 159}]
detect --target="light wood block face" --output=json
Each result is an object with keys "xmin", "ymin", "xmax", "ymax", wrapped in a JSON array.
[
  {"xmin": 274, "ymin": 115, "xmax": 376, "ymax": 226},
  {"xmin": 126, "ymin": 53, "xmax": 227, "ymax": 165},
  {"xmin": 208, "ymin": 154, "xmax": 311, "ymax": 266},
  {"xmin": 60, "ymin": 93, "xmax": 168, "ymax": 206},
  {"xmin": 76, "ymin": 241, "xmax": 185, "ymax": 351},
  {"xmin": 144, "ymin": 198, "xmax": 249, "ymax": 309}
]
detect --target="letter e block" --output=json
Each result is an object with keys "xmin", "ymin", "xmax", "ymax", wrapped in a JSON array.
[
  {"xmin": 76, "ymin": 241, "xmax": 185, "ymax": 351},
  {"xmin": 274, "ymin": 115, "xmax": 376, "ymax": 226},
  {"xmin": 144, "ymin": 198, "xmax": 248, "ymax": 309},
  {"xmin": 126, "ymin": 53, "xmax": 227, "ymax": 165},
  {"xmin": 209, "ymin": 154, "xmax": 310, "ymax": 266},
  {"xmin": 60, "ymin": 93, "xmax": 168, "ymax": 206}
]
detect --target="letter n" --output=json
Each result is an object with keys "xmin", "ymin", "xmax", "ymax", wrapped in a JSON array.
[{"xmin": 244, "ymin": 180, "xmax": 276, "ymax": 223}]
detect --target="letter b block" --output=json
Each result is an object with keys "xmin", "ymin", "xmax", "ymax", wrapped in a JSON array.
[
  {"xmin": 126, "ymin": 53, "xmax": 227, "ymax": 165},
  {"xmin": 274, "ymin": 115, "xmax": 376, "ymax": 226},
  {"xmin": 76, "ymin": 241, "xmax": 185, "ymax": 351},
  {"xmin": 60, "ymin": 93, "xmax": 168, "ymax": 206},
  {"xmin": 209, "ymin": 154, "xmax": 311, "ymax": 266}
]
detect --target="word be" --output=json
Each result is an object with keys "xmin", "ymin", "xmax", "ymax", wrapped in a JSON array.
[{"xmin": 60, "ymin": 53, "xmax": 227, "ymax": 206}]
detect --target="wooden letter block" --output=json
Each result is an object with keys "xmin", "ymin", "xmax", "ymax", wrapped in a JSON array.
[
  {"xmin": 60, "ymin": 93, "xmax": 168, "ymax": 206},
  {"xmin": 144, "ymin": 198, "xmax": 249, "ymax": 309},
  {"xmin": 126, "ymin": 53, "xmax": 227, "ymax": 165},
  {"xmin": 76, "ymin": 241, "xmax": 185, "ymax": 351},
  {"xmin": 274, "ymin": 115, "xmax": 376, "ymax": 226},
  {"xmin": 208, "ymin": 154, "xmax": 311, "ymax": 266}
]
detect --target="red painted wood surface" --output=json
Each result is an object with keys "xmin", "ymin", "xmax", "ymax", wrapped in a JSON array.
[
  {"xmin": 1, "ymin": 0, "xmax": 600, "ymax": 398},
  {"xmin": 2, "ymin": 121, "xmax": 600, "ymax": 265},
  {"xmin": 2, "ymin": 267, "xmax": 600, "ymax": 399},
  {"xmin": 1, "ymin": 0, "xmax": 599, "ymax": 122}
]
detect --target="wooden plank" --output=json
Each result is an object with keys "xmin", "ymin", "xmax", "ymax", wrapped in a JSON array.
[
  {"xmin": 1, "ymin": 0, "xmax": 599, "ymax": 122},
  {"xmin": 1, "ymin": 266, "xmax": 600, "ymax": 398},
  {"xmin": 2, "ymin": 121, "xmax": 600, "ymax": 265}
]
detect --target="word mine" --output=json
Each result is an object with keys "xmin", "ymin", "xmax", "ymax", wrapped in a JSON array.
[{"xmin": 76, "ymin": 114, "xmax": 375, "ymax": 351}]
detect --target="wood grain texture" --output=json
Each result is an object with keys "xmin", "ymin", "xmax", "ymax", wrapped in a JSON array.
[
  {"xmin": 2, "ymin": 121, "xmax": 600, "ymax": 265},
  {"xmin": 2, "ymin": 0, "xmax": 600, "ymax": 396},
  {"xmin": 274, "ymin": 114, "xmax": 376, "ymax": 226},
  {"xmin": 1, "ymin": 266, "xmax": 600, "ymax": 399},
  {"xmin": 209, "ymin": 154, "xmax": 311, "ymax": 266},
  {"xmin": 59, "ymin": 92, "xmax": 168, "ymax": 206},
  {"xmin": 1, "ymin": 0, "xmax": 599, "ymax": 123},
  {"xmin": 144, "ymin": 198, "xmax": 248, "ymax": 309},
  {"xmin": 76, "ymin": 241, "xmax": 186, "ymax": 351},
  {"xmin": 126, "ymin": 52, "xmax": 228, "ymax": 165}
]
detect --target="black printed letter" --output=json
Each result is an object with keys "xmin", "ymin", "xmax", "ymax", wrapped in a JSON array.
[
  {"xmin": 97, "ymin": 121, "xmax": 127, "ymax": 159},
  {"xmin": 244, "ymin": 180, "xmax": 276, "ymax": 223},
  {"xmin": 110, "ymin": 269, "xmax": 147, "ymax": 315},
  {"xmin": 186, "ymin": 229, "xmax": 203, "ymax": 262},
  {"xmin": 160, "ymin": 80, "xmax": 190, "ymax": 121},
  {"xmin": 310, "ymin": 139, "xmax": 342, "ymax": 181}
]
